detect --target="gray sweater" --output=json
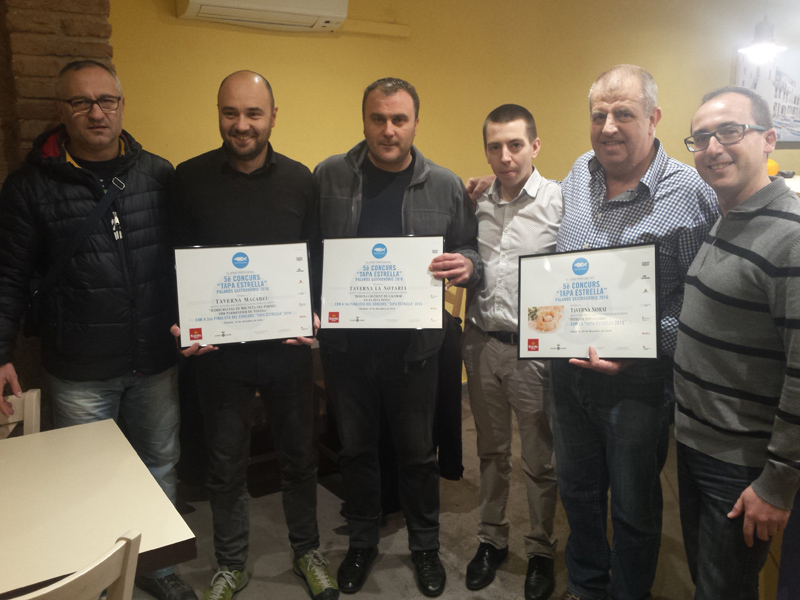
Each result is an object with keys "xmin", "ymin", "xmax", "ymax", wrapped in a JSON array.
[{"xmin": 674, "ymin": 177, "xmax": 800, "ymax": 509}]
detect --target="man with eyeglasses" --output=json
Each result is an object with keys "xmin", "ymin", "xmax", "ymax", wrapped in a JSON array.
[
  {"xmin": 674, "ymin": 86, "xmax": 800, "ymax": 600},
  {"xmin": 552, "ymin": 64, "xmax": 718, "ymax": 600},
  {"xmin": 0, "ymin": 60, "xmax": 196, "ymax": 600}
]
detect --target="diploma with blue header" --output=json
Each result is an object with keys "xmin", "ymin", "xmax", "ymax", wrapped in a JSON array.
[
  {"xmin": 321, "ymin": 236, "xmax": 444, "ymax": 329},
  {"xmin": 174, "ymin": 243, "xmax": 313, "ymax": 346},
  {"xmin": 517, "ymin": 243, "xmax": 659, "ymax": 360}
]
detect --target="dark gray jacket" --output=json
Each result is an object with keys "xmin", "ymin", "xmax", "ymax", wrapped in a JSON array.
[{"xmin": 314, "ymin": 141, "xmax": 481, "ymax": 361}]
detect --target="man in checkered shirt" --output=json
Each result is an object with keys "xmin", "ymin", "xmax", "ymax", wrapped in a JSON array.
[{"xmin": 552, "ymin": 64, "xmax": 718, "ymax": 600}]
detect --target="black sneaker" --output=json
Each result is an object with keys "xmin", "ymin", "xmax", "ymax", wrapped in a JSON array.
[{"xmin": 135, "ymin": 573, "xmax": 198, "ymax": 600}]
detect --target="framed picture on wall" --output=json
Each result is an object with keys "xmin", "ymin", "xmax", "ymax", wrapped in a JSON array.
[{"xmin": 736, "ymin": 48, "xmax": 800, "ymax": 149}]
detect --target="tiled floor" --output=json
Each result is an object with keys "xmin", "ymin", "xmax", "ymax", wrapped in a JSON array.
[{"xmin": 135, "ymin": 388, "xmax": 694, "ymax": 600}]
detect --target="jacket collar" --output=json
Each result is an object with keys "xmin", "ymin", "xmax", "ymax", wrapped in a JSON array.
[
  {"xmin": 30, "ymin": 124, "xmax": 136, "ymax": 168},
  {"xmin": 344, "ymin": 140, "xmax": 430, "ymax": 186}
]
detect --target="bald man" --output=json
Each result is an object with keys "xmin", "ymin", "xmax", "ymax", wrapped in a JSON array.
[{"xmin": 172, "ymin": 71, "xmax": 336, "ymax": 600}]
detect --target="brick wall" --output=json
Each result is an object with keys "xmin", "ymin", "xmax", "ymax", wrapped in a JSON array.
[
  {"xmin": 0, "ymin": 0, "xmax": 113, "ymax": 407},
  {"xmin": 0, "ymin": 0, "xmax": 112, "ymax": 179}
]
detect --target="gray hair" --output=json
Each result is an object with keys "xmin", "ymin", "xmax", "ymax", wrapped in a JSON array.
[
  {"xmin": 56, "ymin": 60, "xmax": 122, "ymax": 96},
  {"xmin": 589, "ymin": 64, "xmax": 657, "ymax": 115}
]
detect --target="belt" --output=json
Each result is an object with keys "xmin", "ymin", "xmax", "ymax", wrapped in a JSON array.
[{"xmin": 486, "ymin": 330, "xmax": 518, "ymax": 345}]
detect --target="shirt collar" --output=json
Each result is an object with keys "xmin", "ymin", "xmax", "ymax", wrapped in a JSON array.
[
  {"xmin": 587, "ymin": 138, "xmax": 667, "ymax": 201},
  {"xmin": 65, "ymin": 138, "xmax": 125, "ymax": 168},
  {"xmin": 487, "ymin": 166, "xmax": 543, "ymax": 205}
]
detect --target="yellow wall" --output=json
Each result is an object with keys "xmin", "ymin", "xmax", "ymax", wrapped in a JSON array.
[{"xmin": 110, "ymin": 0, "xmax": 800, "ymax": 179}]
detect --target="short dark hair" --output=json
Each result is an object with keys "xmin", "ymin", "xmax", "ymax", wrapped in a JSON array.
[
  {"xmin": 362, "ymin": 77, "xmax": 419, "ymax": 119},
  {"xmin": 56, "ymin": 60, "xmax": 121, "ymax": 96},
  {"xmin": 483, "ymin": 104, "xmax": 537, "ymax": 146},
  {"xmin": 698, "ymin": 86, "xmax": 773, "ymax": 129}
]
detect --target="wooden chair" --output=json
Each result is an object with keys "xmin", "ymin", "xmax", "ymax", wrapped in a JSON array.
[
  {"xmin": 444, "ymin": 285, "xmax": 465, "ymax": 319},
  {"xmin": 14, "ymin": 531, "xmax": 141, "ymax": 600},
  {"xmin": 0, "ymin": 388, "xmax": 41, "ymax": 439}
]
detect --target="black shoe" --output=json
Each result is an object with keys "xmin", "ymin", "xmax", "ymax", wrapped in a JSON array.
[
  {"xmin": 135, "ymin": 573, "xmax": 198, "ymax": 600},
  {"xmin": 465, "ymin": 542, "xmax": 508, "ymax": 590},
  {"xmin": 337, "ymin": 546, "xmax": 378, "ymax": 594},
  {"xmin": 525, "ymin": 555, "xmax": 555, "ymax": 600},
  {"xmin": 411, "ymin": 550, "xmax": 446, "ymax": 597}
]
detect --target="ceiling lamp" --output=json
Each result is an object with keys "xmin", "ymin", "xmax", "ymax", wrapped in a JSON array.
[{"xmin": 738, "ymin": 18, "xmax": 787, "ymax": 65}]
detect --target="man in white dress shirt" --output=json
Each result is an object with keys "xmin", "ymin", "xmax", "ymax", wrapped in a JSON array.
[{"xmin": 462, "ymin": 104, "xmax": 562, "ymax": 600}]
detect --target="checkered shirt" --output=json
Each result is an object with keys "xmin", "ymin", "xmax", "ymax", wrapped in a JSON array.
[{"xmin": 557, "ymin": 140, "xmax": 718, "ymax": 356}]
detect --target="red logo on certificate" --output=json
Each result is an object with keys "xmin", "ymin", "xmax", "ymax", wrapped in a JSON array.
[
  {"xmin": 190, "ymin": 328, "xmax": 202, "ymax": 340},
  {"xmin": 328, "ymin": 312, "xmax": 339, "ymax": 323},
  {"xmin": 528, "ymin": 339, "xmax": 539, "ymax": 352}
]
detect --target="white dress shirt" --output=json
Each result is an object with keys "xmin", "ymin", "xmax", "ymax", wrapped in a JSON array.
[{"xmin": 467, "ymin": 167, "xmax": 563, "ymax": 333}]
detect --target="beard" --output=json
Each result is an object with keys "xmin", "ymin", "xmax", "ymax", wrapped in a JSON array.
[{"xmin": 223, "ymin": 132, "xmax": 269, "ymax": 163}]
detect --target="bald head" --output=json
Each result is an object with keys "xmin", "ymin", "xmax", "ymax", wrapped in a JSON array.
[
  {"xmin": 217, "ymin": 70, "xmax": 277, "ymax": 173},
  {"xmin": 218, "ymin": 70, "xmax": 274, "ymax": 110}
]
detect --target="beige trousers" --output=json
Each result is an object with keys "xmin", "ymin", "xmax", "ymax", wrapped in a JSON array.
[{"xmin": 463, "ymin": 325, "xmax": 558, "ymax": 558}]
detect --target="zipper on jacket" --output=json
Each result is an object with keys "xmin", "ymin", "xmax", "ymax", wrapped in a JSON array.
[
  {"xmin": 111, "ymin": 211, "xmax": 123, "ymax": 240},
  {"xmin": 105, "ymin": 177, "xmax": 140, "ymax": 373}
]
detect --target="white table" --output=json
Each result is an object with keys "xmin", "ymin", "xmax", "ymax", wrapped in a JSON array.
[
  {"xmin": 785, "ymin": 175, "xmax": 800, "ymax": 195},
  {"xmin": 0, "ymin": 420, "xmax": 196, "ymax": 597}
]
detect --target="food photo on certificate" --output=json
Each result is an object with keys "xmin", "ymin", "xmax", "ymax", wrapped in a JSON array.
[{"xmin": 517, "ymin": 243, "xmax": 659, "ymax": 360}]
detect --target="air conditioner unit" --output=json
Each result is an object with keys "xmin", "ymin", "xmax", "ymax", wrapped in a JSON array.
[{"xmin": 176, "ymin": 0, "xmax": 347, "ymax": 33}]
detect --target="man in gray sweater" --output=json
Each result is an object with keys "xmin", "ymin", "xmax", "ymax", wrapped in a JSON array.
[{"xmin": 675, "ymin": 86, "xmax": 800, "ymax": 599}]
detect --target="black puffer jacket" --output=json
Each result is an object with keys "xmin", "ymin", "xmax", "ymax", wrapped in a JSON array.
[{"xmin": 0, "ymin": 126, "xmax": 178, "ymax": 380}]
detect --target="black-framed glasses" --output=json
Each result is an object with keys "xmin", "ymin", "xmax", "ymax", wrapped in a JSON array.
[
  {"xmin": 59, "ymin": 96, "xmax": 121, "ymax": 114},
  {"xmin": 684, "ymin": 124, "xmax": 767, "ymax": 152}
]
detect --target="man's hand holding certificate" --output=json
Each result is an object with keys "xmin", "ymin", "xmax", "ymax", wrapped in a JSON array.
[
  {"xmin": 518, "ymin": 244, "xmax": 659, "ymax": 360},
  {"xmin": 174, "ymin": 243, "xmax": 314, "ymax": 347}
]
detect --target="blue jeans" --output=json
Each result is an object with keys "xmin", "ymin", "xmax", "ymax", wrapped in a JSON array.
[
  {"xmin": 677, "ymin": 442, "xmax": 772, "ymax": 600},
  {"xmin": 46, "ymin": 365, "xmax": 180, "ymax": 577},
  {"xmin": 195, "ymin": 343, "xmax": 318, "ymax": 570},
  {"xmin": 551, "ymin": 359, "xmax": 670, "ymax": 600},
  {"xmin": 778, "ymin": 491, "xmax": 800, "ymax": 600},
  {"xmin": 322, "ymin": 346, "xmax": 440, "ymax": 552}
]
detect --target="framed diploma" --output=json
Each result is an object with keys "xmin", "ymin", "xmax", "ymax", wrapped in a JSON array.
[
  {"xmin": 321, "ymin": 236, "xmax": 444, "ymax": 329},
  {"xmin": 174, "ymin": 243, "xmax": 313, "ymax": 347},
  {"xmin": 517, "ymin": 243, "xmax": 659, "ymax": 359}
]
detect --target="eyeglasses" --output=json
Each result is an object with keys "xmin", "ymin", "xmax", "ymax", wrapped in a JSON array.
[
  {"xmin": 684, "ymin": 123, "xmax": 767, "ymax": 152},
  {"xmin": 59, "ymin": 96, "xmax": 122, "ymax": 114}
]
